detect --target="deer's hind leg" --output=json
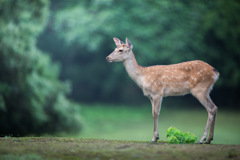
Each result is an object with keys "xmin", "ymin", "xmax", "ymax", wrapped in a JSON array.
[
  {"xmin": 191, "ymin": 86, "xmax": 218, "ymax": 144},
  {"xmin": 204, "ymin": 97, "xmax": 217, "ymax": 144}
]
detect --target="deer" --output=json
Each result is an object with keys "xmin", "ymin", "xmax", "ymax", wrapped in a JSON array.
[{"xmin": 106, "ymin": 37, "xmax": 219, "ymax": 144}]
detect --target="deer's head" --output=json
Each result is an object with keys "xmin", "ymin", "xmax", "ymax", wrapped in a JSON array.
[{"xmin": 106, "ymin": 38, "xmax": 133, "ymax": 62}]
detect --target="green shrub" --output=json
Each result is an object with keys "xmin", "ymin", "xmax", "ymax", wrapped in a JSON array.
[
  {"xmin": 0, "ymin": 0, "xmax": 83, "ymax": 136},
  {"xmin": 167, "ymin": 126, "xmax": 197, "ymax": 144}
]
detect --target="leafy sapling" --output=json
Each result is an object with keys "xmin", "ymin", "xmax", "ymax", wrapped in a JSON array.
[{"xmin": 166, "ymin": 126, "xmax": 197, "ymax": 144}]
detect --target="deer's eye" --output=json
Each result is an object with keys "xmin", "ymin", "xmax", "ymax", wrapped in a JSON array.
[{"xmin": 119, "ymin": 50, "xmax": 123, "ymax": 52}]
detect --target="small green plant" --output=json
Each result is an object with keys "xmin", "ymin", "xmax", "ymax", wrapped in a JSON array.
[{"xmin": 167, "ymin": 126, "xmax": 197, "ymax": 144}]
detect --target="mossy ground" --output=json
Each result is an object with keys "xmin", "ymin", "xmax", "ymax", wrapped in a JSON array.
[{"xmin": 0, "ymin": 137, "xmax": 239, "ymax": 160}]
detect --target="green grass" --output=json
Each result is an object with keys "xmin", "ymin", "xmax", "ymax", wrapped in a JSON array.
[
  {"xmin": 72, "ymin": 104, "xmax": 240, "ymax": 145},
  {"xmin": 1, "ymin": 104, "xmax": 239, "ymax": 160},
  {"xmin": 1, "ymin": 154, "xmax": 44, "ymax": 160},
  {"xmin": 0, "ymin": 137, "xmax": 240, "ymax": 160}
]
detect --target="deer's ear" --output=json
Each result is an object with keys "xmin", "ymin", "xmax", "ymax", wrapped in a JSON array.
[
  {"xmin": 126, "ymin": 38, "xmax": 133, "ymax": 50},
  {"xmin": 113, "ymin": 37, "xmax": 124, "ymax": 46}
]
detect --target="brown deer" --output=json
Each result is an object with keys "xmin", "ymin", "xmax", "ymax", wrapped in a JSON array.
[{"xmin": 106, "ymin": 37, "xmax": 219, "ymax": 144}]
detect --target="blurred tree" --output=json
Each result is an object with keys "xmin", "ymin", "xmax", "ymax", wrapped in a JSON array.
[
  {"xmin": 38, "ymin": 0, "xmax": 240, "ymax": 105},
  {"xmin": 201, "ymin": 0, "xmax": 240, "ymax": 86},
  {"xmin": 0, "ymin": 0, "xmax": 83, "ymax": 136}
]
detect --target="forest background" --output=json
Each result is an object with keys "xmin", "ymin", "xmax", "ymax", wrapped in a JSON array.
[{"xmin": 0, "ymin": 0, "xmax": 239, "ymax": 144}]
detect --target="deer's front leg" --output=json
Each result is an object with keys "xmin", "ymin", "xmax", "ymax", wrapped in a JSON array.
[{"xmin": 150, "ymin": 95, "xmax": 163, "ymax": 142}]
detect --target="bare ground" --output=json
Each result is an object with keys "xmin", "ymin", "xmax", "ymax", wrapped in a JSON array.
[{"xmin": 0, "ymin": 137, "xmax": 239, "ymax": 160}]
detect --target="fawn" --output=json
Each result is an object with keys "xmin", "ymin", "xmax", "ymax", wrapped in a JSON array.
[{"xmin": 106, "ymin": 37, "xmax": 219, "ymax": 144}]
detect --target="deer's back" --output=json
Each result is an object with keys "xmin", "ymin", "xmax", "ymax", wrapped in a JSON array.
[{"xmin": 141, "ymin": 60, "xmax": 219, "ymax": 96}]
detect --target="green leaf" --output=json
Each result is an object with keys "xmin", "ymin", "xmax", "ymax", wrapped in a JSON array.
[
  {"xmin": 168, "ymin": 136, "xmax": 180, "ymax": 144},
  {"xmin": 174, "ymin": 130, "xmax": 184, "ymax": 143},
  {"xmin": 167, "ymin": 126, "xmax": 178, "ymax": 137},
  {"xmin": 183, "ymin": 132, "xmax": 198, "ymax": 144}
]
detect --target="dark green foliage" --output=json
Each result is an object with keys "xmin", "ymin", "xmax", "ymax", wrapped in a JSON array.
[
  {"xmin": 199, "ymin": 0, "xmax": 240, "ymax": 88},
  {"xmin": 38, "ymin": 0, "xmax": 240, "ymax": 105},
  {"xmin": 167, "ymin": 126, "xmax": 197, "ymax": 144},
  {"xmin": 0, "ymin": 0, "xmax": 82, "ymax": 136}
]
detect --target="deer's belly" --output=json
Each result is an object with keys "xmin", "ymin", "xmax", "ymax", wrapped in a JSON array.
[{"xmin": 163, "ymin": 86, "xmax": 190, "ymax": 97}]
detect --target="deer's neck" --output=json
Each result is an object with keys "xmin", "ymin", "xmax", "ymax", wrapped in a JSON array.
[{"xmin": 123, "ymin": 51, "xmax": 143, "ymax": 88}]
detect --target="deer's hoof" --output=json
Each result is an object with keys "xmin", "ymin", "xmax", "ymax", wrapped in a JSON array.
[
  {"xmin": 204, "ymin": 141, "xmax": 211, "ymax": 144},
  {"xmin": 197, "ymin": 141, "xmax": 203, "ymax": 144},
  {"xmin": 151, "ymin": 136, "xmax": 159, "ymax": 143}
]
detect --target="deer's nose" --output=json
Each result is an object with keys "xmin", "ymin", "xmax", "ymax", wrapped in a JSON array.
[{"xmin": 106, "ymin": 56, "xmax": 110, "ymax": 61}]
